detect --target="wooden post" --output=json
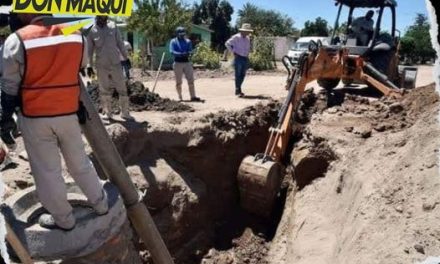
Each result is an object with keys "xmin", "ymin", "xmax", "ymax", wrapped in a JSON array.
[{"xmin": 5, "ymin": 221, "xmax": 33, "ymax": 264}]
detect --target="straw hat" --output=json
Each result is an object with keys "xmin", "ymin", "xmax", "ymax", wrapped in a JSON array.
[{"xmin": 239, "ymin": 23, "xmax": 254, "ymax": 32}]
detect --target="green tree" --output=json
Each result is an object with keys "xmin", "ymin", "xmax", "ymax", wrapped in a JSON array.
[
  {"xmin": 192, "ymin": 0, "xmax": 234, "ymax": 51},
  {"xmin": 400, "ymin": 36, "xmax": 416, "ymax": 64},
  {"xmin": 301, "ymin": 17, "xmax": 330, "ymax": 36},
  {"xmin": 330, "ymin": 21, "xmax": 347, "ymax": 36},
  {"xmin": 237, "ymin": 2, "xmax": 295, "ymax": 36},
  {"xmin": 400, "ymin": 13, "xmax": 436, "ymax": 64},
  {"xmin": 127, "ymin": 0, "xmax": 192, "ymax": 68},
  {"xmin": 249, "ymin": 37, "xmax": 275, "ymax": 71}
]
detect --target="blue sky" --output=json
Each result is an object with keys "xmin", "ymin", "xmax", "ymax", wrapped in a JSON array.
[{"xmin": 192, "ymin": 0, "xmax": 430, "ymax": 33}]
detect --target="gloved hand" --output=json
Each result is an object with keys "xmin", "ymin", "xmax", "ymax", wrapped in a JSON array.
[
  {"xmin": 0, "ymin": 118, "xmax": 17, "ymax": 146},
  {"xmin": 124, "ymin": 59, "xmax": 132, "ymax": 69},
  {"xmin": 79, "ymin": 68, "xmax": 86, "ymax": 77},
  {"xmin": 86, "ymin": 67, "xmax": 95, "ymax": 78},
  {"xmin": 0, "ymin": 92, "xmax": 18, "ymax": 146}
]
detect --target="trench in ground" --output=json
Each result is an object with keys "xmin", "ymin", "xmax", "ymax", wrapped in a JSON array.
[{"xmin": 98, "ymin": 94, "xmax": 334, "ymax": 263}]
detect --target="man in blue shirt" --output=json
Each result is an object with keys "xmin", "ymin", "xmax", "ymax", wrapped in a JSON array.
[{"xmin": 169, "ymin": 26, "xmax": 200, "ymax": 101}]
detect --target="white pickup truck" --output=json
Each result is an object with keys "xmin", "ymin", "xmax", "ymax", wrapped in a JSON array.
[{"xmin": 287, "ymin": 36, "xmax": 330, "ymax": 64}]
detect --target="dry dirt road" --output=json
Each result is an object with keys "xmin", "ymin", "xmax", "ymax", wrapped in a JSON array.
[{"xmin": 135, "ymin": 65, "xmax": 435, "ymax": 127}]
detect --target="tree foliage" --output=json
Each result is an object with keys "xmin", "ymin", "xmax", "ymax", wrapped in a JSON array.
[
  {"xmin": 249, "ymin": 37, "xmax": 275, "ymax": 71},
  {"xmin": 127, "ymin": 0, "xmax": 192, "ymax": 47},
  {"xmin": 192, "ymin": 0, "xmax": 234, "ymax": 51},
  {"xmin": 192, "ymin": 42, "xmax": 221, "ymax": 69},
  {"xmin": 237, "ymin": 3, "xmax": 295, "ymax": 36},
  {"xmin": 330, "ymin": 21, "xmax": 348, "ymax": 37},
  {"xmin": 301, "ymin": 17, "xmax": 330, "ymax": 37},
  {"xmin": 400, "ymin": 13, "xmax": 436, "ymax": 64}
]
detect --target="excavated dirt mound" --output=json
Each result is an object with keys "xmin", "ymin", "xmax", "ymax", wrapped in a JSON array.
[
  {"xmin": 336, "ymin": 84, "xmax": 438, "ymax": 133},
  {"xmin": 87, "ymin": 80, "xmax": 193, "ymax": 113},
  {"xmin": 268, "ymin": 83, "xmax": 440, "ymax": 264},
  {"xmin": 2, "ymin": 78, "xmax": 438, "ymax": 264},
  {"xmin": 199, "ymin": 101, "xmax": 281, "ymax": 142}
]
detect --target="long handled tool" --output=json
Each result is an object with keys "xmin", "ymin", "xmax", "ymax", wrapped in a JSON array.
[
  {"xmin": 152, "ymin": 52, "xmax": 165, "ymax": 93},
  {"xmin": 78, "ymin": 76, "xmax": 174, "ymax": 264},
  {"xmin": 5, "ymin": 221, "xmax": 33, "ymax": 264}
]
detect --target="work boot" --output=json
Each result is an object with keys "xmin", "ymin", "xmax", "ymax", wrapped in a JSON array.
[
  {"xmin": 101, "ymin": 95, "xmax": 113, "ymax": 121},
  {"xmin": 119, "ymin": 96, "xmax": 134, "ymax": 121},
  {"xmin": 38, "ymin": 214, "xmax": 75, "ymax": 231},
  {"xmin": 190, "ymin": 97, "xmax": 201, "ymax": 102},
  {"xmin": 91, "ymin": 189, "xmax": 109, "ymax": 216}
]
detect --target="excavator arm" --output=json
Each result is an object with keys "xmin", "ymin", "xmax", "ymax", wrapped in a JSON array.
[
  {"xmin": 237, "ymin": 53, "xmax": 314, "ymax": 217},
  {"xmin": 237, "ymin": 40, "xmax": 404, "ymax": 218}
]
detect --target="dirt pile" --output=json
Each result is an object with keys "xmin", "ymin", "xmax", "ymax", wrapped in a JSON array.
[
  {"xmin": 336, "ymin": 84, "xmax": 439, "ymax": 133},
  {"xmin": 3, "ymin": 76, "xmax": 438, "ymax": 264},
  {"xmin": 268, "ymin": 83, "xmax": 440, "ymax": 264},
  {"xmin": 87, "ymin": 80, "xmax": 193, "ymax": 113},
  {"xmin": 199, "ymin": 101, "xmax": 281, "ymax": 142},
  {"xmin": 202, "ymin": 228, "xmax": 269, "ymax": 264}
]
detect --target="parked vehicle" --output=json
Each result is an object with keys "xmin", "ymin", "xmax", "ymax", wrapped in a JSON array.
[{"xmin": 287, "ymin": 36, "xmax": 329, "ymax": 64}]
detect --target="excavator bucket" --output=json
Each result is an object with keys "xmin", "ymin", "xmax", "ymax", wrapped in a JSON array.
[
  {"xmin": 236, "ymin": 55, "xmax": 305, "ymax": 218},
  {"xmin": 237, "ymin": 155, "xmax": 284, "ymax": 218}
]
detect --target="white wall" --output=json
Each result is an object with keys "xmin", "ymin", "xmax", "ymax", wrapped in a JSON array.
[{"xmin": 257, "ymin": 36, "xmax": 297, "ymax": 60}]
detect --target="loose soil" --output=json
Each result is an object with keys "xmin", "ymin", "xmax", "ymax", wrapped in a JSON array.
[
  {"xmin": 269, "ymin": 83, "xmax": 440, "ymax": 264},
  {"xmin": 1, "ymin": 66, "xmax": 438, "ymax": 264},
  {"xmin": 87, "ymin": 80, "xmax": 193, "ymax": 113}
]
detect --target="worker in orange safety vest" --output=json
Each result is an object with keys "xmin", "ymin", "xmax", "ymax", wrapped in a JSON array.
[{"xmin": 0, "ymin": 13, "xmax": 108, "ymax": 231}]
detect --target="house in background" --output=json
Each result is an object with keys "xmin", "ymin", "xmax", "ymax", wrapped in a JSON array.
[{"xmin": 117, "ymin": 21, "xmax": 213, "ymax": 69}]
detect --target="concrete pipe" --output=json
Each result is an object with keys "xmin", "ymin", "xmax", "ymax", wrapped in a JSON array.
[{"xmin": 78, "ymin": 77, "xmax": 174, "ymax": 264}]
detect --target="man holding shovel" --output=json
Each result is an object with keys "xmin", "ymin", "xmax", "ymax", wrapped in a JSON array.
[{"xmin": 169, "ymin": 26, "xmax": 201, "ymax": 102}]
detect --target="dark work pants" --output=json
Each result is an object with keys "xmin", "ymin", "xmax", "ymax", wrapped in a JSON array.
[
  {"xmin": 121, "ymin": 60, "xmax": 130, "ymax": 79},
  {"xmin": 234, "ymin": 55, "xmax": 249, "ymax": 94}
]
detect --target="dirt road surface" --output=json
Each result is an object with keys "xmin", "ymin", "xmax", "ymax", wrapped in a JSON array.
[{"xmin": 135, "ymin": 65, "xmax": 435, "ymax": 126}]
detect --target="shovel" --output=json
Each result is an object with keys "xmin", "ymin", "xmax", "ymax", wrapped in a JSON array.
[{"xmin": 152, "ymin": 52, "xmax": 165, "ymax": 93}]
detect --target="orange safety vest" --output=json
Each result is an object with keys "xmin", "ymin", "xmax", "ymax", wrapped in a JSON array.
[{"xmin": 16, "ymin": 23, "xmax": 83, "ymax": 117}]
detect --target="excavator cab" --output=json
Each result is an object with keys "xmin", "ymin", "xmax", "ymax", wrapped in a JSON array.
[
  {"xmin": 321, "ymin": 0, "xmax": 417, "ymax": 89},
  {"xmin": 331, "ymin": 0, "xmax": 398, "ymax": 48}
]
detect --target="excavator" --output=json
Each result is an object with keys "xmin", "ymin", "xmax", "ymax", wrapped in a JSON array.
[{"xmin": 237, "ymin": 0, "xmax": 418, "ymax": 218}]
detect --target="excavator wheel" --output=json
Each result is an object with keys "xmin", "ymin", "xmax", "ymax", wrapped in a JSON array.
[
  {"xmin": 318, "ymin": 78, "xmax": 341, "ymax": 91},
  {"xmin": 237, "ymin": 155, "xmax": 284, "ymax": 218}
]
